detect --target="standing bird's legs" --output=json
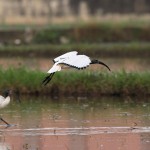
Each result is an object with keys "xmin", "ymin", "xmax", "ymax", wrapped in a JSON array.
[{"xmin": 0, "ymin": 117, "xmax": 10, "ymax": 126}]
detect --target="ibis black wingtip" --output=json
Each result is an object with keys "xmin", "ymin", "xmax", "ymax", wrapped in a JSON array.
[{"xmin": 42, "ymin": 73, "xmax": 55, "ymax": 86}]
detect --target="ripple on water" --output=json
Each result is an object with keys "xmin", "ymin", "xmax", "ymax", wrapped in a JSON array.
[{"xmin": 1, "ymin": 126, "xmax": 150, "ymax": 136}]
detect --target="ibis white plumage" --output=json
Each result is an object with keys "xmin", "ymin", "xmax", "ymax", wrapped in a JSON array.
[
  {"xmin": 42, "ymin": 51, "xmax": 111, "ymax": 85},
  {"xmin": 0, "ymin": 90, "xmax": 11, "ymax": 126}
]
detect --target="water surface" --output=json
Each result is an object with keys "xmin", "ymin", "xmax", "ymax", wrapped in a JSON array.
[{"xmin": 0, "ymin": 97, "xmax": 149, "ymax": 150}]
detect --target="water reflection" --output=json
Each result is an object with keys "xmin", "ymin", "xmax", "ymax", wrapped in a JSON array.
[{"xmin": 0, "ymin": 96, "xmax": 149, "ymax": 150}]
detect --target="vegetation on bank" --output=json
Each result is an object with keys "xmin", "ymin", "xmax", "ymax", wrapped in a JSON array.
[
  {"xmin": 0, "ymin": 21, "xmax": 150, "ymax": 44},
  {"xmin": 0, "ymin": 18, "xmax": 150, "ymax": 44},
  {"xmin": 0, "ymin": 42, "xmax": 150, "ymax": 58},
  {"xmin": 0, "ymin": 21, "xmax": 150, "ymax": 58},
  {"xmin": 33, "ymin": 23, "xmax": 150, "ymax": 44},
  {"xmin": 0, "ymin": 67, "xmax": 150, "ymax": 97}
]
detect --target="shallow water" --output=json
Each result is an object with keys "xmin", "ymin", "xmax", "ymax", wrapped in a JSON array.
[
  {"xmin": 0, "ymin": 97, "xmax": 149, "ymax": 150},
  {"xmin": 0, "ymin": 57, "xmax": 150, "ymax": 72}
]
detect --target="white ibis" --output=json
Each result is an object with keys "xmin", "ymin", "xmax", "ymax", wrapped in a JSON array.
[{"xmin": 42, "ymin": 51, "xmax": 111, "ymax": 85}]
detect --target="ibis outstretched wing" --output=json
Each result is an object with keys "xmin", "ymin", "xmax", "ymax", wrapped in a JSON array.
[
  {"xmin": 53, "ymin": 51, "xmax": 78, "ymax": 63},
  {"xmin": 60, "ymin": 55, "xmax": 91, "ymax": 69}
]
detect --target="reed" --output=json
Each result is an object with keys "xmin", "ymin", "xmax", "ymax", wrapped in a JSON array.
[{"xmin": 0, "ymin": 67, "xmax": 149, "ymax": 97}]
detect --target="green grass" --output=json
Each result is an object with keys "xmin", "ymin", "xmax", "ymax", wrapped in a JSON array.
[
  {"xmin": 1, "ymin": 42, "xmax": 150, "ymax": 58},
  {"xmin": 32, "ymin": 23, "xmax": 150, "ymax": 43},
  {"xmin": 1, "ymin": 21, "xmax": 150, "ymax": 44},
  {"xmin": 0, "ymin": 67, "xmax": 44, "ymax": 93},
  {"xmin": 0, "ymin": 67, "xmax": 150, "ymax": 97},
  {"xmin": 1, "ymin": 21, "xmax": 150, "ymax": 58}
]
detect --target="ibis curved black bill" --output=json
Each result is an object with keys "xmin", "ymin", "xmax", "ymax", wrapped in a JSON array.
[{"xmin": 91, "ymin": 60, "xmax": 111, "ymax": 71}]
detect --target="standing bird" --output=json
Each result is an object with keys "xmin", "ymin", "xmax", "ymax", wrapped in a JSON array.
[
  {"xmin": 42, "ymin": 51, "xmax": 111, "ymax": 85},
  {"xmin": 0, "ymin": 90, "xmax": 12, "ymax": 126}
]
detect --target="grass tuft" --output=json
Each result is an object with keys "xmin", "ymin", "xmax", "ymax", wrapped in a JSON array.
[{"xmin": 0, "ymin": 67, "xmax": 150, "ymax": 97}]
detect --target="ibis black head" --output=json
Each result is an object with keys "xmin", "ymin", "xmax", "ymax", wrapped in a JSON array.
[
  {"xmin": 3, "ymin": 89, "xmax": 12, "ymax": 98},
  {"xmin": 2, "ymin": 89, "xmax": 21, "ymax": 103}
]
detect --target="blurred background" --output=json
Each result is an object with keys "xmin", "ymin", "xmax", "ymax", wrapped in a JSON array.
[
  {"xmin": 0, "ymin": 0, "xmax": 150, "ymax": 72},
  {"xmin": 0, "ymin": 0, "xmax": 150, "ymax": 24},
  {"xmin": 0, "ymin": 1, "xmax": 150, "ymax": 150},
  {"xmin": 0, "ymin": 0, "xmax": 150, "ymax": 90}
]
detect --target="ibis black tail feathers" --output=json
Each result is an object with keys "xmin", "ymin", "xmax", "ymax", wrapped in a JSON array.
[
  {"xmin": 42, "ymin": 73, "xmax": 55, "ymax": 85},
  {"xmin": 91, "ymin": 60, "xmax": 111, "ymax": 71}
]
